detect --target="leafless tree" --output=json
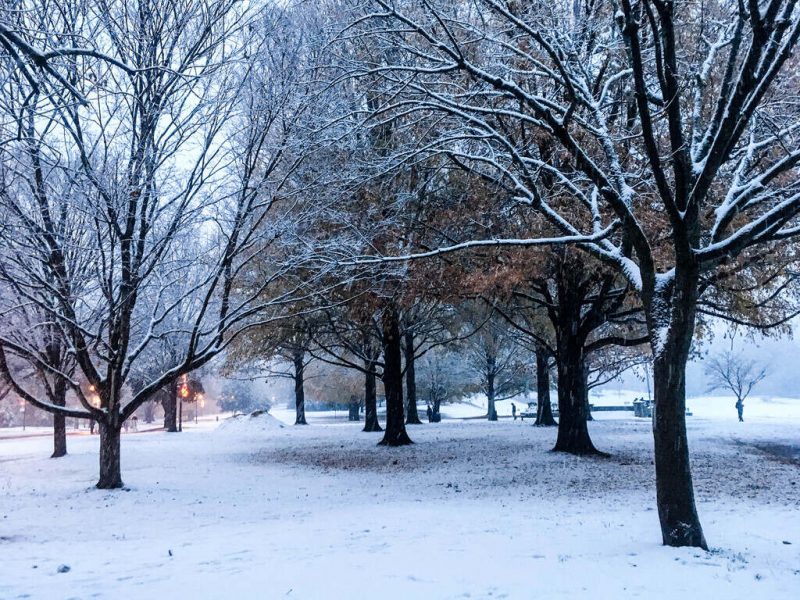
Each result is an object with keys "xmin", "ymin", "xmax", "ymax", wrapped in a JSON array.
[
  {"xmin": 461, "ymin": 304, "xmax": 532, "ymax": 420},
  {"xmin": 705, "ymin": 350, "xmax": 767, "ymax": 421},
  {"xmin": 0, "ymin": 0, "xmax": 329, "ymax": 488}
]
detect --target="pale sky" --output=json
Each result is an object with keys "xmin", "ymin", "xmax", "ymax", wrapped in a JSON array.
[{"xmin": 610, "ymin": 318, "xmax": 800, "ymax": 398}]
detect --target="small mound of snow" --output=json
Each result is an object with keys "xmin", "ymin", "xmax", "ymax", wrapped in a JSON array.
[{"xmin": 215, "ymin": 410, "xmax": 286, "ymax": 435}]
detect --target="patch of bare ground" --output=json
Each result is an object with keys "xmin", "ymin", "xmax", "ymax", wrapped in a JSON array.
[{"xmin": 237, "ymin": 420, "xmax": 799, "ymax": 506}]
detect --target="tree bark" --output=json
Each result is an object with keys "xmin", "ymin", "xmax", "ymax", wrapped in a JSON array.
[
  {"xmin": 648, "ymin": 273, "xmax": 707, "ymax": 549},
  {"xmin": 293, "ymin": 348, "xmax": 308, "ymax": 425},
  {"xmin": 535, "ymin": 349, "xmax": 556, "ymax": 426},
  {"xmin": 553, "ymin": 321, "xmax": 601, "ymax": 455},
  {"xmin": 404, "ymin": 330, "xmax": 422, "ymax": 424},
  {"xmin": 97, "ymin": 419, "xmax": 123, "ymax": 489},
  {"xmin": 363, "ymin": 366, "xmax": 383, "ymax": 432},
  {"xmin": 163, "ymin": 380, "xmax": 178, "ymax": 432},
  {"xmin": 584, "ymin": 362, "xmax": 594, "ymax": 422},
  {"xmin": 51, "ymin": 377, "xmax": 67, "ymax": 458},
  {"xmin": 486, "ymin": 360, "xmax": 498, "ymax": 421},
  {"xmin": 379, "ymin": 304, "xmax": 412, "ymax": 446}
]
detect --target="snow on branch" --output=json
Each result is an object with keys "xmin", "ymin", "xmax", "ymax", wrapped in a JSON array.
[{"xmin": 339, "ymin": 222, "xmax": 620, "ymax": 266}]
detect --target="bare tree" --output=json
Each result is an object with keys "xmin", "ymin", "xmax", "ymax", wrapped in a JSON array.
[
  {"xmin": 227, "ymin": 315, "xmax": 317, "ymax": 426},
  {"xmin": 705, "ymin": 350, "xmax": 767, "ymax": 422},
  {"xmin": 0, "ymin": 0, "xmax": 327, "ymax": 488},
  {"xmin": 417, "ymin": 348, "xmax": 472, "ymax": 421},
  {"xmin": 307, "ymin": 291, "xmax": 391, "ymax": 433},
  {"xmin": 461, "ymin": 305, "xmax": 531, "ymax": 421}
]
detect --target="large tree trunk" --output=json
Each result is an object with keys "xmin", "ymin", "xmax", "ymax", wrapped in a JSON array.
[
  {"xmin": 404, "ymin": 330, "xmax": 422, "ymax": 424},
  {"xmin": 535, "ymin": 349, "xmax": 556, "ymax": 427},
  {"xmin": 379, "ymin": 304, "xmax": 412, "ymax": 446},
  {"xmin": 293, "ymin": 349, "xmax": 308, "ymax": 425},
  {"xmin": 486, "ymin": 361, "xmax": 497, "ymax": 421},
  {"xmin": 51, "ymin": 378, "xmax": 67, "ymax": 458},
  {"xmin": 649, "ymin": 273, "xmax": 707, "ymax": 549},
  {"xmin": 97, "ymin": 419, "xmax": 123, "ymax": 489},
  {"xmin": 363, "ymin": 366, "xmax": 383, "ymax": 432},
  {"xmin": 584, "ymin": 361, "xmax": 594, "ymax": 422},
  {"xmin": 553, "ymin": 324, "xmax": 600, "ymax": 455},
  {"xmin": 163, "ymin": 380, "xmax": 178, "ymax": 432}
]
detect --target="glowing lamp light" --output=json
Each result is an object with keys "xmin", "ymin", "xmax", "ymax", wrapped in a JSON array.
[{"xmin": 179, "ymin": 385, "xmax": 190, "ymax": 399}]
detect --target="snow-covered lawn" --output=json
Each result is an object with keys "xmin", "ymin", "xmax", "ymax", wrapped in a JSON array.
[{"xmin": 1, "ymin": 400, "xmax": 798, "ymax": 599}]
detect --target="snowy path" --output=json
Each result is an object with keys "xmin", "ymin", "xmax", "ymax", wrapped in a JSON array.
[{"xmin": 0, "ymin": 412, "xmax": 798, "ymax": 599}]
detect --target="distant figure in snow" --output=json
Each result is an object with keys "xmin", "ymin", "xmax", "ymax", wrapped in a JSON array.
[
  {"xmin": 426, "ymin": 404, "xmax": 433, "ymax": 423},
  {"xmin": 705, "ymin": 351, "xmax": 765, "ymax": 424},
  {"xmin": 511, "ymin": 403, "xmax": 517, "ymax": 421}
]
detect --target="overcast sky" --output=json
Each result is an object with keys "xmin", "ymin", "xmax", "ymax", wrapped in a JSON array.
[{"xmin": 610, "ymin": 318, "xmax": 800, "ymax": 399}]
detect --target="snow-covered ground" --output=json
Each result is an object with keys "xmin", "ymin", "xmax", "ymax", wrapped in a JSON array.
[
  {"xmin": 1, "ymin": 395, "xmax": 798, "ymax": 599},
  {"xmin": 452, "ymin": 389, "xmax": 800, "ymax": 422}
]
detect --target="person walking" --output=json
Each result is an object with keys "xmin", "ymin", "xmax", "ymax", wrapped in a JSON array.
[
  {"xmin": 735, "ymin": 399, "xmax": 744, "ymax": 422},
  {"xmin": 511, "ymin": 402, "xmax": 517, "ymax": 421}
]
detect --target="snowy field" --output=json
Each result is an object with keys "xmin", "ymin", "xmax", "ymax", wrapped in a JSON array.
[{"xmin": 1, "ymin": 395, "xmax": 799, "ymax": 599}]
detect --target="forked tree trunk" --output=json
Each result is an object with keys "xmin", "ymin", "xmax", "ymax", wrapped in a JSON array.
[
  {"xmin": 535, "ymin": 349, "xmax": 556, "ymax": 427},
  {"xmin": 363, "ymin": 366, "xmax": 383, "ymax": 432},
  {"xmin": 404, "ymin": 330, "xmax": 422, "ymax": 424},
  {"xmin": 97, "ymin": 419, "xmax": 123, "ymax": 489},
  {"xmin": 164, "ymin": 380, "xmax": 178, "ymax": 432},
  {"xmin": 293, "ymin": 349, "xmax": 308, "ymax": 425},
  {"xmin": 379, "ymin": 304, "xmax": 412, "ymax": 446},
  {"xmin": 553, "ymin": 330, "xmax": 601, "ymax": 455},
  {"xmin": 51, "ymin": 378, "xmax": 67, "ymax": 458},
  {"xmin": 649, "ymin": 274, "xmax": 707, "ymax": 549}
]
